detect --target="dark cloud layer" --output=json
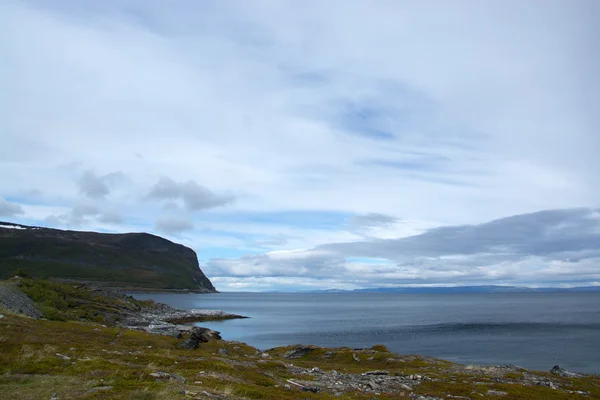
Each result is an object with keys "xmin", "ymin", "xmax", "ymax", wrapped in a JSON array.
[
  {"xmin": 208, "ymin": 208, "xmax": 600, "ymax": 287},
  {"xmin": 324, "ymin": 208, "xmax": 600, "ymax": 260}
]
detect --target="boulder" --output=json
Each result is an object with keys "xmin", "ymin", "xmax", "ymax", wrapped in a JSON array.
[
  {"xmin": 550, "ymin": 365, "xmax": 583, "ymax": 378},
  {"xmin": 284, "ymin": 345, "xmax": 319, "ymax": 359},
  {"xmin": 177, "ymin": 326, "xmax": 221, "ymax": 349}
]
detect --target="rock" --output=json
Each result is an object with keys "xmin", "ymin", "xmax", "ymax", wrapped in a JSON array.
[
  {"xmin": 284, "ymin": 345, "xmax": 319, "ymax": 359},
  {"xmin": 149, "ymin": 371, "xmax": 185, "ymax": 383},
  {"xmin": 302, "ymin": 386, "xmax": 321, "ymax": 393},
  {"xmin": 86, "ymin": 386, "xmax": 113, "ymax": 393},
  {"xmin": 487, "ymin": 389, "xmax": 507, "ymax": 396},
  {"xmin": 178, "ymin": 338, "xmax": 199, "ymax": 350},
  {"xmin": 549, "ymin": 365, "xmax": 583, "ymax": 378},
  {"xmin": 352, "ymin": 353, "xmax": 360, "ymax": 362},
  {"xmin": 56, "ymin": 353, "xmax": 71, "ymax": 362},
  {"xmin": 0, "ymin": 314, "xmax": 4, "ymax": 318},
  {"xmin": 178, "ymin": 327, "xmax": 221, "ymax": 349},
  {"xmin": 0, "ymin": 282, "xmax": 43, "ymax": 319},
  {"xmin": 170, "ymin": 373, "xmax": 186, "ymax": 383},
  {"xmin": 217, "ymin": 348, "xmax": 229, "ymax": 355},
  {"xmin": 149, "ymin": 372, "xmax": 171, "ymax": 380},
  {"xmin": 261, "ymin": 352, "xmax": 269, "ymax": 359},
  {"xmin": 50, "ymin": 393, "xmax": 59, "ymax": 400},
  {"xmin": 410, "ymin": 395, "xmax": 443, "ymax": 400},
  {"xmin": 362, "ymin": 370, "xmax": 390, "ymax": 376}
]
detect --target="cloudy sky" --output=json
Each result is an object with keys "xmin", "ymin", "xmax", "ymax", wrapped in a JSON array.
[{"xmin": 2, "ymin": 0, "xmax": 599, "ymax": 291}]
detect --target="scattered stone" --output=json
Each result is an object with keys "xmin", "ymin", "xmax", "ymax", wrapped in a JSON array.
[
  {"xmin": 0, "ymin": 314, "xmax": 4, "ymax": 319},
  {"xmin": 260, "ymin": 352, "xmax": 269, "ymax": 359},
  {"xmin": 487, "ymin": 389, "xmax": 507, "ymax": 396},
  {"xmin": 352, "ymin": 353, "xmax": 360, "ymax": 362},
  {"xmin": 50, "ymin": 393, "xmax": 59, "ymax": 400}
]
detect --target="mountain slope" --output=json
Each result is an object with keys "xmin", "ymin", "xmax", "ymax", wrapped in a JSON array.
[{"xmin": 0, "ymin": 222, "xmax": 216, "ymax": 292}]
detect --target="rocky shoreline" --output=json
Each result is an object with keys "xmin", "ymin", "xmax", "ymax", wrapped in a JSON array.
[{"xmin": 122, "ymin": 303, "xmax": 247, "ymax": 336}]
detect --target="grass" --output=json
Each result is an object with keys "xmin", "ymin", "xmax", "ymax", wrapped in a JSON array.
[{"xmin": 16, "ymin": 278, "xmax": 140, "ymax": 323}]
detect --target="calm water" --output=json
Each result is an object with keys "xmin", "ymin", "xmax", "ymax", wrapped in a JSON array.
[{"xmin": 133, "ymin": 292, "xmax": 600, "ymax": 373}]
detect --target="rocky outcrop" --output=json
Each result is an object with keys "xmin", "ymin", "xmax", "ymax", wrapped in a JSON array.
[
  {"xmin": 0, "ymin": 221, "xmax": 216, "ymax": 291},
  {"xmin": 0, "ymin": 281, "xmax": 42, "ymax": 318}
]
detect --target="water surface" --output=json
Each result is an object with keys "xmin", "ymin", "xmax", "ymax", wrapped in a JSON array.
[{"xmin": 133, "ymin": 292, "xmax": 600, "ymax": 373}]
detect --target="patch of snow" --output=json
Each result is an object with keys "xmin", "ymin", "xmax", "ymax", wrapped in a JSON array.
[{"xmin": 0, "ymin": 224, "xmax": 27, "ymax": 230}]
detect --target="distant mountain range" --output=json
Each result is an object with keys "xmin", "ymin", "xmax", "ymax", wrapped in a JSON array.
[
  {"xmin": 0, "ymin": 221, "xmax": 216, "ymax": 292},
  {"xmin": 306, "ymin": 285, "xmax": 600, "ymax": 294}
]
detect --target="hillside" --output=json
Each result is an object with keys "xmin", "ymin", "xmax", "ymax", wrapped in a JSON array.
[{"xmin": 0, "ymin": 222, "xmax": 216, "ymax": 292}]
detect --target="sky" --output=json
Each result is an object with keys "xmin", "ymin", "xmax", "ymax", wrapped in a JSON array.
[{"xmin": 1, "ymin": 0, "xmax": 599, "ymax": 291}]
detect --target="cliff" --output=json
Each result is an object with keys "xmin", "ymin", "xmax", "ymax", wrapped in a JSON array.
[{"xmin": 0, "ymin": 222, "xmax": 216, "ymax": 292}]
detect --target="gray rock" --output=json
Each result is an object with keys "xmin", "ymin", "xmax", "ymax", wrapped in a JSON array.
[
  {"xmin": 550, "ymin": 365, "xmax": 583, "ymax": 378},
  {"xmin": 0, "ymin": 282, "xmax": 43, "ymax": 319},
  {"xmin": 149, "ymin": 371, "xmax": 184, "ymax": 383},
  {"xmin": 56, "ymin": 353, "xmax": 71, "ymax": 362},
  {"xmin": 284, "ymin": 345, "xmax": 319, "ymax": 359},
  {"xmin": 177, "ymin": 326, "xmax": 221, "ymax": 349},
  {"xmin": 302, "ymin": 386, "xmax": 320, "ymax": 393},
  {"xmin": 362, "ymin": 370, "xmax": 390, "ymax": 376}
]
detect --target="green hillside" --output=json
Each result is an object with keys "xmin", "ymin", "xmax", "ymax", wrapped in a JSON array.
[{"xmin": 0, "ymin": 222, "xmax": 216, "ymax": 292}]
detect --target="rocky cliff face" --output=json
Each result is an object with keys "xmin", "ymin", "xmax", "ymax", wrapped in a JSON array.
[{"xmin": 0, "ymin": 222, "xmax": 216, "ymax": 292}]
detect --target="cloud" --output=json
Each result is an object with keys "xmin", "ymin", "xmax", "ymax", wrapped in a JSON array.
[
  {"xmin": 45, "ymin": 203, "xmax": 123, "ymax": 227},
  {"xmin": 0, "ymin": 197, "xmax": 24, "ymax": 217},
  {"xmin": 147, "ymin": 177, "xmax": 234, "ymax": 211},
  {"xmin": 78, "ymin": 170, "xmax": 127, "ymax": 199},
  {"xmin": 155, "ymin": 215, "xmax": 193, "ymax": 234},
  {"xmin": 206, "ymin": 208, "xmax": 600, "ymax": 289},
  {"xmin": 349, "ymin": 213, "xmax": 398, "ymax": 228},
  {"xmin": 325, "ymin": 208, "xmax": 600, "ymax": 260}
]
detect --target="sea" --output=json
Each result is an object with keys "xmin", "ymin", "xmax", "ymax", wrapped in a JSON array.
[{"xmin": 132, "ymin": 292, "xmax": 600, "ymax": 374}]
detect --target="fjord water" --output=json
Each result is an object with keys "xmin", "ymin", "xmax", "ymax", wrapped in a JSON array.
[{"xmin": 133, "ymin": 292, "xmax": 600, "ymax": 373}]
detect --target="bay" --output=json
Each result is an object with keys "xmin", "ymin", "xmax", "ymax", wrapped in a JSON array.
[{"xmin": 133, "ymin": 292, "xmax": 600, "ymax": 373}]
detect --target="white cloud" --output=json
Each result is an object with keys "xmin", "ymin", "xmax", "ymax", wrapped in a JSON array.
[{"xmin": 1, "ymin": 1, "xmax": 598, "ymax": 290}]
